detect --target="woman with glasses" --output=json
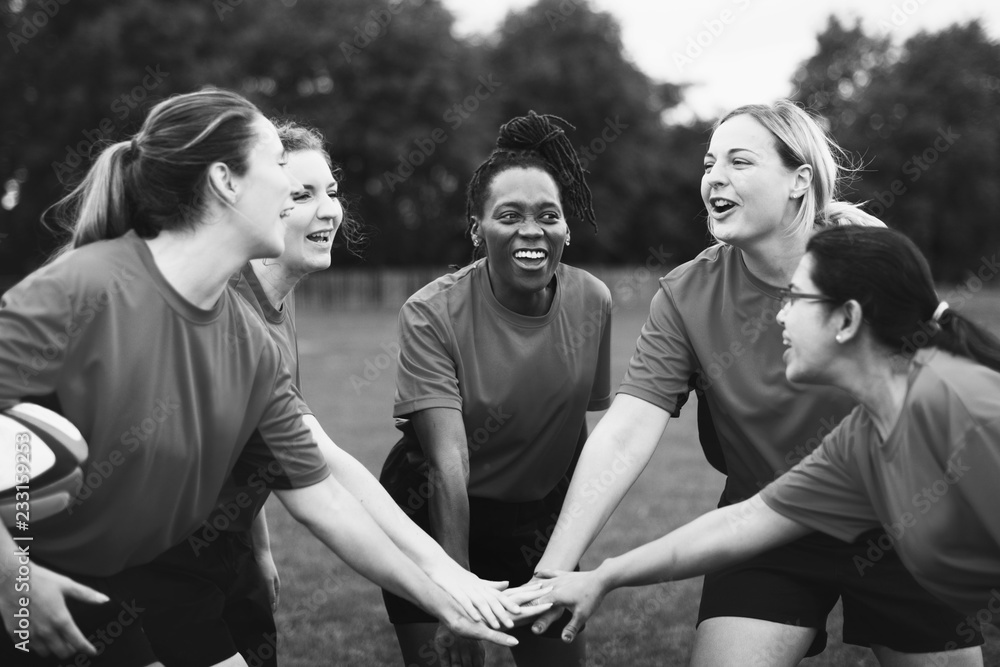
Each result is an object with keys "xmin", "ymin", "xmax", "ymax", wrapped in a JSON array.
[
  {"xmin": 536, "ymin": 224, "xmax": 1000, "ymax": 641},
  {"xmin": 530, "ymin": 101, "xmax": 983, "ymax": 666}
]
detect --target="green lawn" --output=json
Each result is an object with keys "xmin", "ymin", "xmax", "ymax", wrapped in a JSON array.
[{"xmin": 266, "ymin": 290, "xmax": 1000, "ymax": 666}]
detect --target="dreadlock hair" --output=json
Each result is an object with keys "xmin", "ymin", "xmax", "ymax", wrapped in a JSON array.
[{"xmin": 465, "ymin": 111, "xmax": 596, "ymax": 259}]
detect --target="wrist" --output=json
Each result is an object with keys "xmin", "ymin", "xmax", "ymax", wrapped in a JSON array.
[{"xmin": 594, "ymin": 557, "xmax": 621, "ymax": 595}]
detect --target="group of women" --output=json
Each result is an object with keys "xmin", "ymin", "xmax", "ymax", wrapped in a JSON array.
[{"xmin": 0, "ymin": 86, "xmax": 997, "ymax": 667}]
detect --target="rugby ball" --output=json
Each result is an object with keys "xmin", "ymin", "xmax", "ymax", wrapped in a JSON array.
[{"xmin": 0, "ymin": 403, "xmax": 87, "ymax": 526}]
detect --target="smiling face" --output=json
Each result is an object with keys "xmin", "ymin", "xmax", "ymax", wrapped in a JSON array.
[
  {"xmin": 701, "ymin": 114, "xmax": 805, "ymax": 249},
  {"xmin": 278, "ymin": 150, "xmax": 343, "ymax": 277},
  {"xmin": 232, "ymin": 116, "xmax": 298, "ymax": 258},
  {"xmin": 777, "ymin": 253, "xmax": 842, "ymax": 384},
  {"xmin": 473, "ymin": 167, "xmax": 568, "ymax": 315}
]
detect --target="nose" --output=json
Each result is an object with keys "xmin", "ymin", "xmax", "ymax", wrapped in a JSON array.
[
  {"xmin": 317, "ymin": 192, "xmax": 344, "ymax": 226},
  {"xmin": 776, "ymin": 301, "xmax": 788, "ymax": 326},
  {"xmin": 704, "ymin": 162, "xmax": 726, "ymax": 188},
  {"xmin": 519, "ymin": 215, "xmax": 544, "ymax": 237}
]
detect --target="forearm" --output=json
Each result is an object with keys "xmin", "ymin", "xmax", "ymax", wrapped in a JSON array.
[
  {"xmin": 597, "ymin": 497, "xmax": 810, "ymax": 591},
  {"xmin": 250, "ymin": 508, "xmax": 271, "ymax": 555},
  {"xmin": 275, "ymin": 477, "xmax": 452, "ymax": 615},
  {"xmin": 537, "ymin": 396, "xmax": 667, "ymax": 571},
  {"xmin": 303, "ymin": 414, "xmax": 465, "ymax": 572},
  {"xmin": 427, "ymin": 461, "xmax": 471, "ymax": 568}
]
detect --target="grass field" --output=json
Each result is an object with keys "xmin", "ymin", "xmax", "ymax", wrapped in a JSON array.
[{"xmin": 265, "ymin": 290, "xmax": 1000, "ymax": 667}]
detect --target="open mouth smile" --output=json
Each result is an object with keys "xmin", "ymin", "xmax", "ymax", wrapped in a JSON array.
[
  {"xmin": 709, "ymin": 197, "xmax": 738, "ymax": 216},
  {"xmin": 306, "ymin": 229, "xmax": 334, "ymax": 245}
]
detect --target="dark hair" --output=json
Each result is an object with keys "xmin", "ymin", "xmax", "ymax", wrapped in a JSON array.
[
  {"xmin": 48, "ymin": 88, "xmax": 263, "ymax": 260},
  {"xmin": 807, "ymin": 226, "xmax": 1000, "ymax": 372},
  {"xmin": 274, "ymin": 120, "xmax": 366, "ymax": 258},
  {"xmin": 465, "ymin": 111, "xmax": 596, "ymax": 258}
]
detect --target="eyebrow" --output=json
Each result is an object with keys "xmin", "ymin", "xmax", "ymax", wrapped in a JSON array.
[
  {"xmin": 704, "ymin": 147, "xmax": 759, "ymax": 160},
  {"xmin": 493, "ymin": 199, "xmax": 561, "ymax": 210}
]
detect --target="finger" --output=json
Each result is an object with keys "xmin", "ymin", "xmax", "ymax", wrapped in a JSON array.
[
  {"xmin": 512, "ymin": 601, "xmax": 553, "ymax": 621},
  {"xmin": 561, "ymin": 610, "xmax": 586, "ymax": 644},
  {"xmin": 482, "ymin": 579, "xmax": 508, "ymax": 591},
  {"xmin": 56, "ymin": 612, "xmax": 98, "ymax": 657},
  {"xmin": 472, "ymin": 596, "xmax": 501, "ymax": 630},
  {"xmin": 62, "ymin": 579, "xmax": 111, "ymax": 606},
  {"xmin": 467, "ymin": 625, "xmax": 518, "ymax": 648},
  {"xmin": 531, "ymin": 606, "xmax": 563, "ymax": 635},
  {"xmin": 533, "ymin": 569, "xmax": 566, "ymax": 580},
  {"xmin": 505, "ymin": 585, "xmax": 552, "ymax": 605}
]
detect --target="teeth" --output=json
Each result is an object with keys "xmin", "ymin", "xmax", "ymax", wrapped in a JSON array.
[
  {"xmin": 711, "ymin": 198, "xmax": 735, "ymax": 208},
  {"xmin": 514, "ymin": 249, "xmax": 546, "ymax": 260},
  {"xmin": 306, "ymin": 231, "xmax": 330, "ymax": 243}
]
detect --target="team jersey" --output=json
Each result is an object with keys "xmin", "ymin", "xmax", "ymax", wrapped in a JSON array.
[
  {"xmin": 761, "ymin": 348, "xmax": 1000, "ymax": 616},
  {"xmin": 618, "ymin": 243, "xmax": 857, "ymax": 504},
  {"xmin": 201, "ymin": 263, "xmax": 308, "ymax": 535},
  {"xmin": 0, "ymin": 232, "xmax": 329, "ymax": 575},
  {"xmin": 393, "ymin": 259, "xmax": 612, "ymax": 502}
]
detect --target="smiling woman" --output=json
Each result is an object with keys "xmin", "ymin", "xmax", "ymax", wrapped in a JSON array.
[{"xmin": 379, "ymin": 111, "xmax": 611, "ymax": 667}]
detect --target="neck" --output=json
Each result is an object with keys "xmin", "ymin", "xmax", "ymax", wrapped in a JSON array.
[
  {"xmin": 833, "ymin": 350, "xmax": 912, "ymax": 440},
  {"xmin": 250, "ymin": 259, "xmax": 301, "ymax": 309},
  {"xmin": 736, "ymin": 226, "xmax": 810, "ymax": 287},
  {"xmin": 143, "ymin": 227, "xmax": 249, "ymax": 309}
]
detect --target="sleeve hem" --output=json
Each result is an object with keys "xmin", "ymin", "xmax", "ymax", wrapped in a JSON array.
[
  {"xmin": 393, "ymin": 396, "xmax": 462, "ymax": 418},
  {"xmin": 759, "ymin": 490, "xmax": 871, "ymax": 544},
  {"xmin": 616, "ymin": 385, "xmax": 677, "ymax": 414}
]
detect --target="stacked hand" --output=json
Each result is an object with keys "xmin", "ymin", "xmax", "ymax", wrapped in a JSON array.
[{"xmin": 526, "ymin": 569, "xmax": 609, "ymax": 643}]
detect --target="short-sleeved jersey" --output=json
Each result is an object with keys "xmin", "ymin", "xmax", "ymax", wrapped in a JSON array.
[
  {"xmin": 203, "ymin": 263, "xmax": 308, "ymax": 534},
  {"xmin": 618, "ymin": 244, "xmax": 856, "ymax": 504},
  {"xmin": 0, "ymin": 232, "xmax": 329, "ymax": 576},
  {"xmin": 761, "ymin": 349, "xmax": 1000, "ymax": 616},
  {"xmin": 393, "ymin": 260, "xmax": 612, "ymax": 502}
]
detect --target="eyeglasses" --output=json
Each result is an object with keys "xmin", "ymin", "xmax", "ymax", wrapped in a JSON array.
[{"xmin": 776, "ymin": 287, "xmax": 837, "ymax": 310}]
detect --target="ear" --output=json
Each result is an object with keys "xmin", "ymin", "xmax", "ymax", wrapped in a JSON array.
[
  {"xmin": 207, "ymin": 161, "xmax": 238, "ymax": 206},
  {"xmin": 835, "ymin": 299, "xmax": 864, "ymax": 343},
  {"xmin": 789, "ymin": 164, "xmax": 813, "ymax": 200},
  {"xmin": 469, "ymin": 217, "xmax": 481, "ymax": 239}
]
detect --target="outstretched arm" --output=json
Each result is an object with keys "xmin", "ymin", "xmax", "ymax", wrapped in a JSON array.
[
  {"xmin": 274, "ymin": 475, "xmax": 522, "ymax": 648},
  {"xmin": 537, "ymin": 495, "xmax": 812, "ymax": 642},
  {"xmin": 536, "ymin": 394, "xmax": 670, "ymax": 571},
  {"xmin": 301, "ymin": 414, "xmax": 527, "ymax": 629}
]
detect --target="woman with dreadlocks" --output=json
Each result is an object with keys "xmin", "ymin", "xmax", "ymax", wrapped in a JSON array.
[{"xmin": 379, "ymin": 111, "xmax": 611, "ymax": 667}]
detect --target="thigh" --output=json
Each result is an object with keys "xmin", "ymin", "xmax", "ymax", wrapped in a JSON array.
[
  {"xmin": 691, "ymin": 617, "xmax": 814, "ymax": 667},
  {"xmin": 221, "ymin": 534, "xmax": 277, "ymax": 667},
  {"xmin": 118, "ymin": 538, "xmax": 241, "ymax": 667},
  {"xmin": 0, "ymin": 572, "xmax": 158, "ymax": 667},
  {"xmin": 392, "ymin": 623, "xmax": 442, "ymax": 667},
  {"xmin": 697, "ymin": 536, "xmax": 842, "ymax": 657},
  {"xmin": 510, "ymin": 631, "xmax": 585, "ymax": 667},
  {"xmin": 837, "ymin": 531, "xmax": 984, "ymax": 654}
]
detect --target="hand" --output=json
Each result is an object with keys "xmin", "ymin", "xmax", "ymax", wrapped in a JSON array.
[
  {"xmin": 0, "ymin": 564, "xmax": 109, "ymax": 658},
  {"xmin": 254, "ymin": 548, "xmax": 281, "ymax": 612},
  {"xmin": 500, "ymin": 583, "xmax": 556, "ymax": 626},
  {"xmin": 425, "ymin": 562, "xmax": 520, "ymax": 630},
  {"xmin": 434, "ymin": 625, "xmax": 485, "ymax": 667},
  {"xmin": 532, "ymin": 568, "xmax": 609, "ymax": 643}
]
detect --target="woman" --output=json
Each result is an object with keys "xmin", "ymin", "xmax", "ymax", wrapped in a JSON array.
[
  {"xmin": 379, "ymin": 111, "xmax": 612, "ymax": 666},
  {"xmin": 530, "ymin": 101, "xmax": 984, "ymax": 666},
  {"xmin": 127, "ymin": 122, "xmax": 537, "ymax": 667},
  {"xmin": 537, "ymin": 224, "xmax": 1000, "ymax": 643},
  {"xmin": 0, "ymin": 91, "xmax": 525, "ymax": 667}
]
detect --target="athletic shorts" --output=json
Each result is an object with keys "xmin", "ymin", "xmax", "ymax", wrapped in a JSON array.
[
  {"xmin": 114, "ymin": 529, "xmax": 277, "ymax": 667},
  {"xmin": 0, "ymin": 565, "xmax": 157, "ymax": 667},
  {"xmin": 697, "ymin": 529, "xmax": 984, "ymax": 657},
  {"xmin": 380, "ymin": 444, "xmax": 576, "ymax": 640}
]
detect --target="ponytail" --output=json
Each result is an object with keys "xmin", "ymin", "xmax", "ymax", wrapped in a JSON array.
[
  {"xmin": 46, "ymin": 141, "xmax": 136, "ymax": 262},
  {"xmin": 819, "ymin": 201, "xmax": 884, "ymax": 229},
  {"xmin": 933, "ymin": 308, "xmax": 1000, "ymax": 374}
]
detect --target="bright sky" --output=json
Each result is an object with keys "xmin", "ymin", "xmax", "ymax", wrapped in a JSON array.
[{"xmin": 441, "ymin": 0, "xmax": 1000, "ymax": 123}]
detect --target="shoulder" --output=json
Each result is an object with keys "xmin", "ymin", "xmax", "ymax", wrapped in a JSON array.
[
  {"xmin": 661, "ymin": 243, "xmax": 731, "ymax": 288},
  {"xmin": 557, "ymin": 264, "xmax": 611, "ymax": 308},
  {"xmin": 403, "ymin": 262, "xmax": 480, "ymax": 317},
  {"xmin": 911, "ymin": 350, "xmax": 1000, "ymax": 424},
  {"xmin": 7, "ymin": 235, "xmax": 143, "ymax": 306}
]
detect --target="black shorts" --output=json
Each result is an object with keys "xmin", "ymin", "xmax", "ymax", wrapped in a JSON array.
[
  {"xmin": 114, "ymin": 529, "xmax": 277, "ymax": 667},
  {"xmin": 380, "ymin": 444, "xmax": 575, "ymax": 640},
  {"xmin": 0, "ymin": 566, "xmax": 157, "ymax": 667},
  {"xmin": 697, "ymin": 529, "xmax": 984, "ymax": 657}
]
